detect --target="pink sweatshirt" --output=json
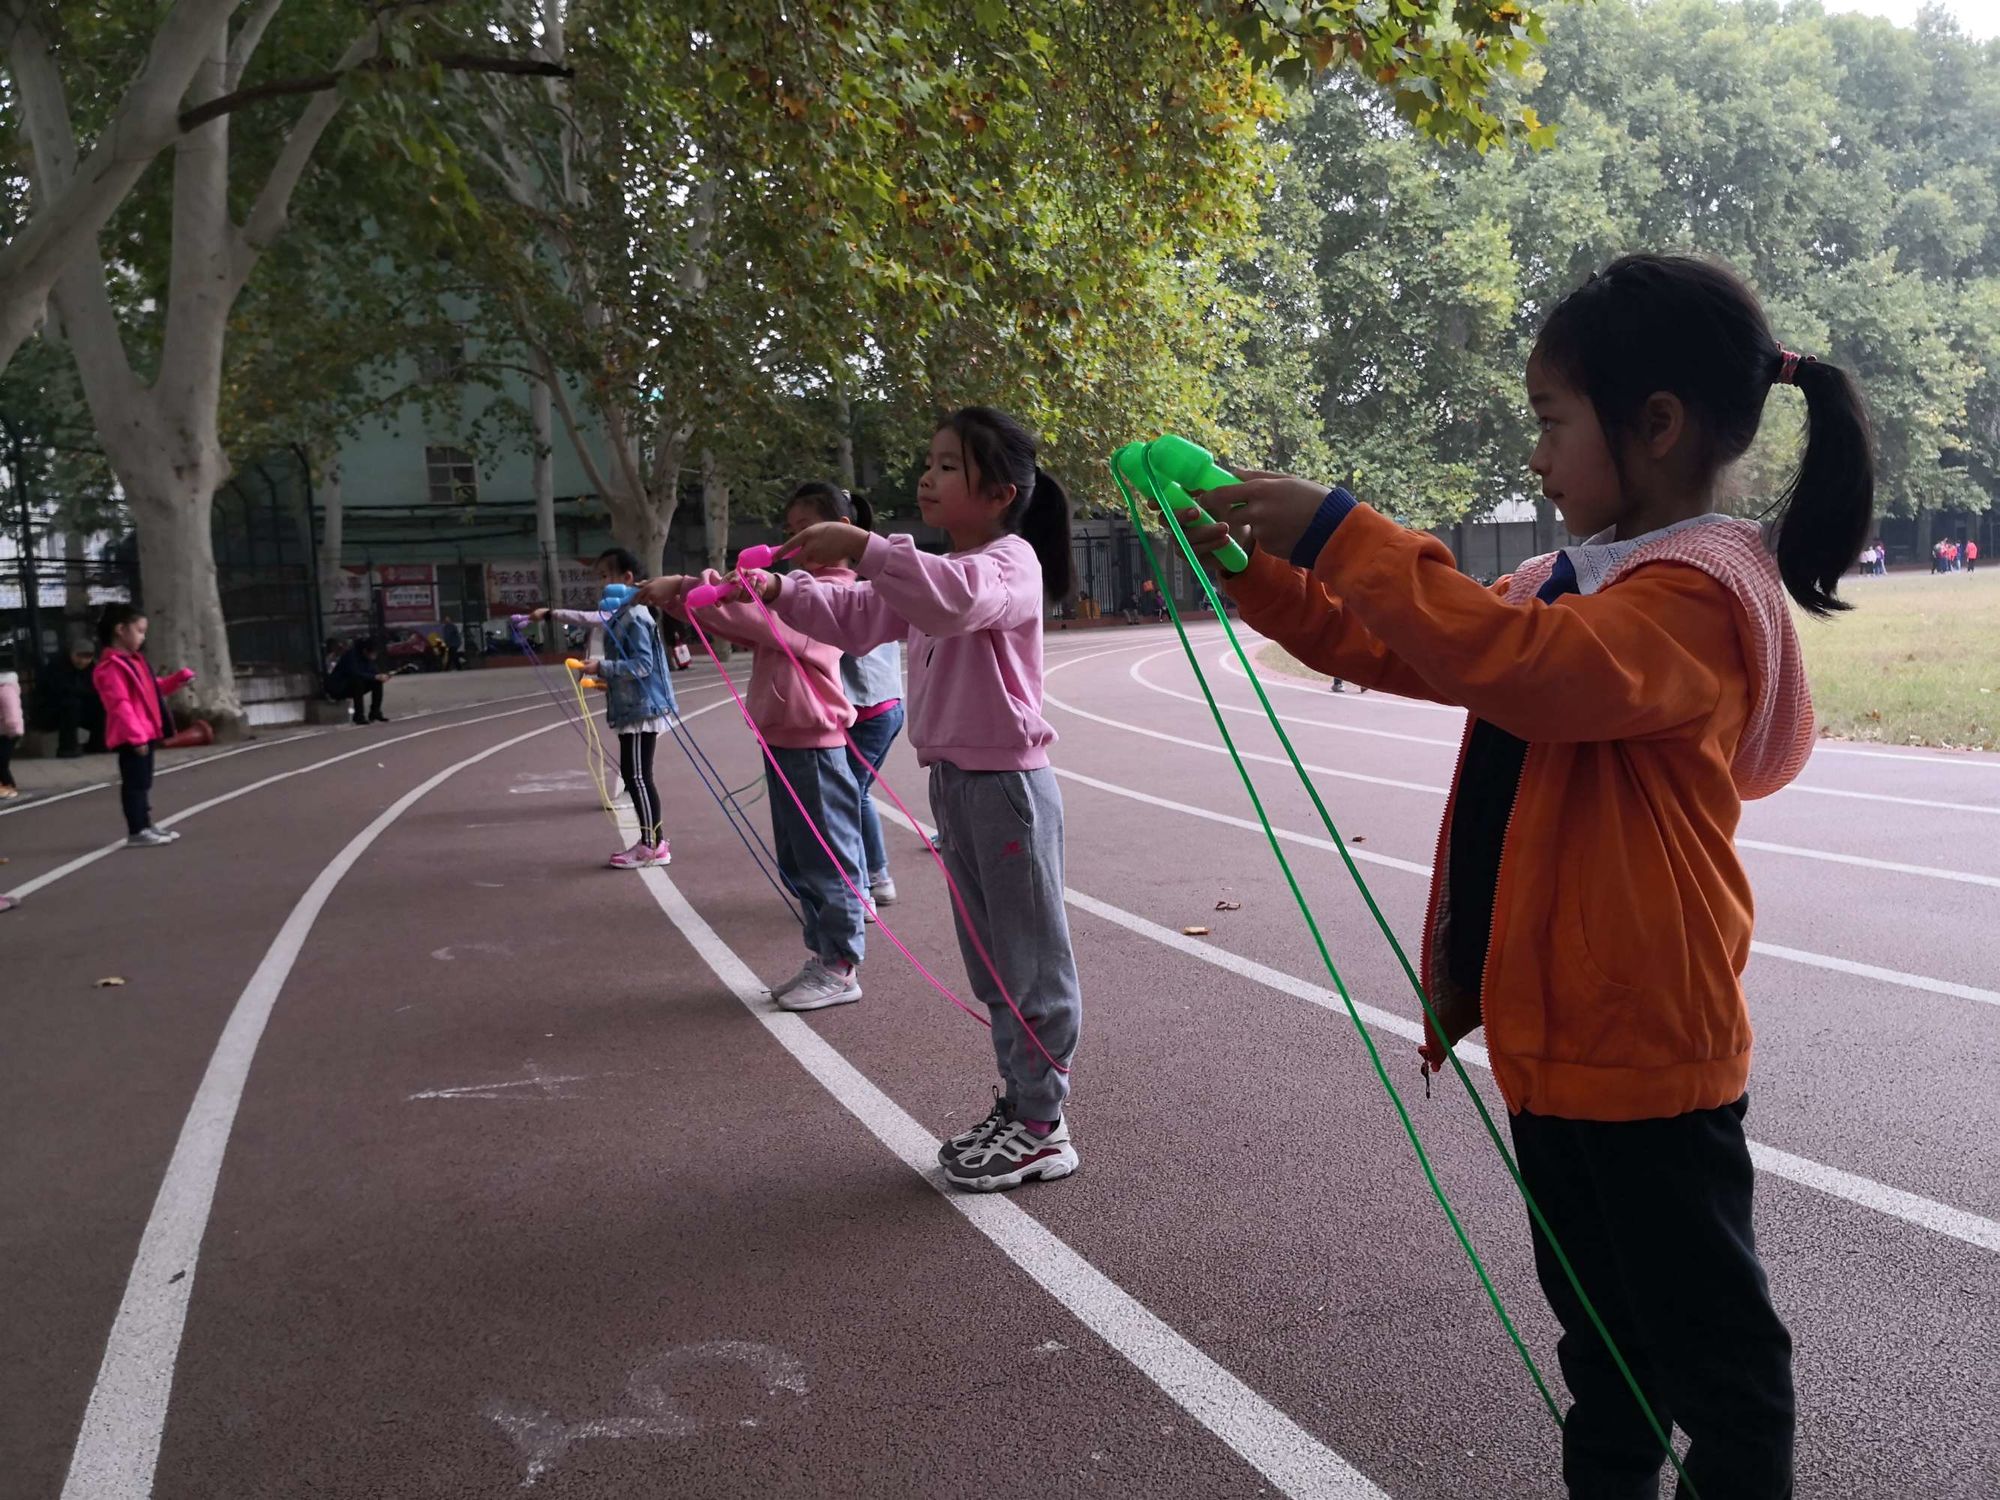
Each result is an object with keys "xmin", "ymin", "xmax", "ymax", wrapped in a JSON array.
[
  {"xmin": 673, "ymin": 566, "xmax": 857, "ymax": 750},
  {"xmin": 774, "ymin": 533, "xmax": 1054, "ymax": 772}
]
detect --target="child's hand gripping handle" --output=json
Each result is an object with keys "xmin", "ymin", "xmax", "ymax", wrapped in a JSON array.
[{"xmin": 1146, "ymin": 435, "xmax": 1250, "ymax": 574}]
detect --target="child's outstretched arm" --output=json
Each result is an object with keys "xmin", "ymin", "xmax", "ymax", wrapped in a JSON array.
[
  {"xmin": 1205, "ymin": 528, "xmax": 1457, "ymax": 703},
  {"xmin": 155, "ymin": 667, "xmax": 196, "ymax": 695},
  {"xmin": 1227, "ymin": 482, "xmax": 1743, "ymax": 743},
  {"xmin": 834, "ymin": 531, "xmax": 1037, "ymax": 638},
  {"xmin": 769, "ymin": 566, "xmax": 909, "ymax": 656}
]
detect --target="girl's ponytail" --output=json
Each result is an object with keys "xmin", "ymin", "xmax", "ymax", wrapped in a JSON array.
[
  {"xmin": 1021, "ymin": 467, "xmax": 1074, "ymax": 601},
  {"xmin": 1774, "ymin": 357, "xmax": 1874, "ymax": 618}
]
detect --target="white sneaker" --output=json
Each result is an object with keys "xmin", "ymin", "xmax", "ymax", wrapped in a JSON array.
[
  {"xmin": 126, "ymin": 828, "xmax": 173, "ymax": 848},
  {"xmin": 870, "ymin": 876, "xmax": 897, "ymax": 905},
  {"xmin": 776, "ymin": 958, "xmax": 861, "ymax": 1012},
  {"xmin": 146, "ymin": 825, "xmax": 181, "ymax": 842},
  {"xmin": 943, "ymin": 1116, "xmax": 1077, "ymax": 1192},
  {"xmin": 767, "ymin": 960, "xmax": 819, "ymax": 1000}
]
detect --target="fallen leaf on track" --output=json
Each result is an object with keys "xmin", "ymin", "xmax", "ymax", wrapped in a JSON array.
[
  {"xmin": 95, "ymin": 976, "xmax": 127, "ymax": 988},
  {"xmin": 1214, "ymin": 900, "xmax": 1241, "ymax": 912},
  {"xmin": 1181, "ymin": 925, "xmax": 1210, "ymax": 936}
]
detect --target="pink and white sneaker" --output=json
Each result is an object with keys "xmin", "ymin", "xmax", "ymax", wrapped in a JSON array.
[{"xmin": 607, "ymin": 840, "xmax": 670, "ymax": 870}]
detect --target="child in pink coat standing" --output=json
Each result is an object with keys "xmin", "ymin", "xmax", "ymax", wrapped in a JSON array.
[
  {"xmin": 643, "ymin": 560, "xmax": 870, "ymax": 1013},
  {"xmin": 92, "ymin": 604, "xmax": 195, "ymax": 848}
]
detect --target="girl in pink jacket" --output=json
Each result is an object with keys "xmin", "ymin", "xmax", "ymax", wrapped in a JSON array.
[
  {"xmin": 757, "ymin": 407, "xmax": 1083, "ymax": 1194},
  {"xmin": 649, "ymin": 553, "xmax": 870, "ymax": 1014},
  {"xmin": 92, "ymin": 604, "xmax": 195, "ymax": 848}
]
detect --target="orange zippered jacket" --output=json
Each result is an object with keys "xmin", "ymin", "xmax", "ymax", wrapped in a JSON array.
[{"xmin": 1225, "ymin": 503, "xmax": 1813, "ymax": 1123}]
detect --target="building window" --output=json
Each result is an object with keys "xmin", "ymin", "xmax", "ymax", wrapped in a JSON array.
[
  {"xmin": 426, "ymin": 445, "xmax": 478, "ymax": 505},
  {"xmin": 417, "ymin": 332, "xmax": 466, "ymax": 384}
]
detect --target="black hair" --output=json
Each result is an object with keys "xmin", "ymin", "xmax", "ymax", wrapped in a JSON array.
[
  {"xmin": 786, "ymin": 479, "xmax": 875, "ymax": 533},
  {"xmin": 596, "ymin": 546, "xmax": 643, "ymax": 579},
  {"xmin": 939, "ymin": 405, "xmax": 1073, "ymax": 601},
  {"xmin": 1533, "ymin": 253, "xmax": 1875, "ymax": 617},
  {"xmin": 96, "ymin": 602, "xmax": 143, "ymax": 648}
]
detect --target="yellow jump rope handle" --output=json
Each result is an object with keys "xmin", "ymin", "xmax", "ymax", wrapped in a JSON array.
[
  {"xmin": 580, "ymin": 677, "xmax": 604, "ymax": 690},
  {"xmin": 564, "ymin": 657, "xmax": 586, "ymax": 671}
]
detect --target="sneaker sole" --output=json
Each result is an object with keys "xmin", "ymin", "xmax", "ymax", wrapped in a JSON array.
[
  {"xmin": 776, "ymin": 986, "xmax": 862, "ymax": 1012},
  {"xmin": 943, "ymin": 1148, "xmax": 1078, "ymax": 1192}
]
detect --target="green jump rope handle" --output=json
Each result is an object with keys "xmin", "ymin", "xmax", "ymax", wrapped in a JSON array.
[{"xmin": 1114, "ymin": 437, "xmax": 1250, "ymax": 575}]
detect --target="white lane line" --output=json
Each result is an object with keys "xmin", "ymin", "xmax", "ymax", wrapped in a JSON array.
[
  {"xmin": 633, "ymin": 865, "xmax": 1390, "ymax": 1500},
  {"xmin": 1049, "ymin": 759, "xmax": 2000, "ymax": 1011},
  {"xmin": 1145, "ymin": 655, "xmax": 1458, "ymax": 748},
  {"xmin": 1811, "ymin": 742, "xmax": 2000, "ymax": 768},
  {"xmin": 58, "ymin": 697, "xmax": 736, "ymax": 1500},
  {"xmin": 1055, "ymin": 767, "xmax": 1433, "ymax": 877},
  {"xmin": 1049, "ymin": 685, "xmax": 2000, "ymax": 893},
  {"xmin": 0, "ymin": 690, "xmax": 552, "ymax": 818},
  {"xmin": 1734, "ymin": 838, "xmax": 2000, "ymax": 889},
  {"xmin": 4, "ymin": 687, "xmax": 725, "ymax": 902},
  {"xmin": 867, "ymin": 802, "xmax": 2000, "ymax": 1258},
  {"xmin": 55, "ymin": 719, "xmax": 569, "ymax": 1500},
  {"xmin": 1209, "ymin": 648, "xmax": 2000, "ymax": 814}
]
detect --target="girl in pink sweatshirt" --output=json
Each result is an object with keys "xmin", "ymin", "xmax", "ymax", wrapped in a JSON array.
[
  {"xmin": 755, "ymin": 406, "xmax": 1083, "ymax": 1194},
  {"xmin": 647, "ymin": 558, "xmax": 870, "ymax": 1014},
  {"xmin": 92, "ymin": 604, "xmax": 196, "ymax": 848}
]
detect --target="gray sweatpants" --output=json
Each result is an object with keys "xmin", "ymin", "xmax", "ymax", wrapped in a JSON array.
[{"xmin": 927, "ymin": 763, "xmax": 1082, "ymax": 1120}]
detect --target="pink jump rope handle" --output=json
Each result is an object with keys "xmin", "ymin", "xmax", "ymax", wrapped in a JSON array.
[
  {"xmin": 735, "ymin": 543, "xmax": 782, "ymax": 570},
  {"xmin": 683, "ymin": 582, "xmax": 727, "ymax": 610}
]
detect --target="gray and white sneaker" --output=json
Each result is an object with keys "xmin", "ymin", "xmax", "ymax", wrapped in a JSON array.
[
  {"xmin": 125, "ymin": 827, "xmax": 174, "ymax": 848},
  {"xmin": 944, "ymin": 1115, "xmax": 1078, "ymax": 1192},
  {"xmin": 767, "ymin": 960, "xmax": 818, "ymax": 1001},
  {"xmin": 146, "ymin": 825, "xmax": 181, "ymax": 842},
  {"xmin": 775, "ymin": 958, "xmax": 861, "ymax": 1012},
  {"xmin": 936, "ymin": 1087, "xmax": 1009, "ymax": 1168}
]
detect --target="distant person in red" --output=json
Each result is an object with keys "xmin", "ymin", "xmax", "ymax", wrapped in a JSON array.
[
  {"xmin": 1965, "ymin": 538, "xmax": 1979, "ymax": 573},
  {"xmin": 92, "ymin": 604, "xmax": 195, "ymax": 848}
]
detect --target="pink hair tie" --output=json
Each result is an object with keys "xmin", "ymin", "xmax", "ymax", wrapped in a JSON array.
[{"xmin": 1776, "ymin": 348, "xmax": 1812, "ymax": 385}]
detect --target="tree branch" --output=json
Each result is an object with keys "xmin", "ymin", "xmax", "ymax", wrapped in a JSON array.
[
  {"xmin": 224, "ymin": 0, "xmax": 284, "ymax": 91},
  {"xmin": 534, "ymin": 344, "xmax": 618, "ymax": 505},
  {"xmin": 0, "ymin": 0, "xmax": 243, "ymax": 372},
  {"xmin": 181, "ymin": 53, "xmax": 573, "ymax": 131}
]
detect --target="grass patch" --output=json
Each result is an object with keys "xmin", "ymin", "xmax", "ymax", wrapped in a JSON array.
[{"xmin": 1252, "ymin": 569, "xmax": 2000, "ymax": 751}]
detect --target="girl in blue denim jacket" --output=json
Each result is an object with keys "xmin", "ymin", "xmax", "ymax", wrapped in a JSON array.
[{"xmin": 536, "ymin": 548, "xmax": 676, "ymax": 869}]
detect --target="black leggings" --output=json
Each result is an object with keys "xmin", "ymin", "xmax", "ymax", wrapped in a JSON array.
[
  {"xmin": 118, "ymin": 744, "xmax": 156, "ymax": 835},
  {"xmin": 0, "ymin": 733, "xmax": 14, "ymax": 788},
  {"xmin": 1512, "ymin": 1096, "xmax": 1794, "ymax": 1499},
  {"xmin": 620, "ymin": 731, "xmax": 662, "ymax": 845}
]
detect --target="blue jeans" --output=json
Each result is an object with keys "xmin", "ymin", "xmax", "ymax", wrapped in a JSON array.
[
  {"xmin": 765, "ymin": 746, "xmax": 867, "ymax": 967},
  {"xmin": 844, "ymin": 703, "xmax": 906, "ymax": 883}
]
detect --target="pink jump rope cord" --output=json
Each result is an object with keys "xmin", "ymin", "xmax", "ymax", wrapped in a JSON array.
[{"xmin": 684, "ymin": 560, "xmax": 1069, "ymax": 1076}]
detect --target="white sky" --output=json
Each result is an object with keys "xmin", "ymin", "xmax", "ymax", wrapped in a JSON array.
[{"xmin": 1824, "ymin": 0, "xmax": 2000, "ymax": 37}]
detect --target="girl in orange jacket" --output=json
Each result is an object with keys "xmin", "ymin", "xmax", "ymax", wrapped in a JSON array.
[{"xmin": 1185, "ymin": 255, "xmax": 1872, "ymax": 1500}]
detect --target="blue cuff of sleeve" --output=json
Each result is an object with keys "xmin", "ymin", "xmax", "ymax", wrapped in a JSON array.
[{"xmin": 1289, "ymin": 487, "xmax": 1357, "ymax": 569}]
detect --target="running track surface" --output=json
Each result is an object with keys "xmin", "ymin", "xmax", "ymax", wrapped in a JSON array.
[{"xmin": 3, "ymin": 628, "xmax": 1995, "ymax": 1498}]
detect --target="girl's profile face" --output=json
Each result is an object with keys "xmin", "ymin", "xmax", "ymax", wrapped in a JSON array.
[
  {"xmin": 117, "ymin": 616, "xmax": 148, "ymax": 652},
  {"xmin": 597, "ymin": 560, "xmax": 632, "ymax": 586},
  {"xmin": 1526, "ymin": 353, "xmax": 1625, "ymax": 540},
  {"xmin": 916, "ymin": 428, "xmax": 1009, "ymax": 540},
  {"xmin": 782, "ymin": 501, "xmax": 818, "ymax": 539}
]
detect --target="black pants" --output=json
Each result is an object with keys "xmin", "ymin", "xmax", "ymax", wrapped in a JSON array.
[
  {"xmin": 620, "ymin": 731, "xmax": 661, "ymax": 844},
  {"xmin": 1512, "ymin": 1096, "xmax": 1793, "ymax": 1500},
  {"xmin": 118, "ymin": 744, "xmax": 156, "ymax": 835},
  {"xmin": 0, "ymin": 733, "xmax": 14, "ymax": 787},
  {"xmin": 349, "ymin": 680, "xmax": 385, "ymax": 722}
]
